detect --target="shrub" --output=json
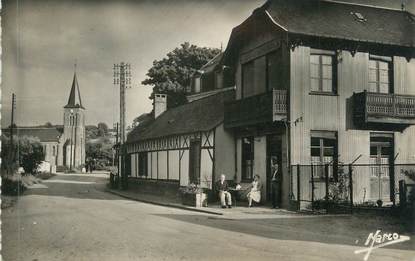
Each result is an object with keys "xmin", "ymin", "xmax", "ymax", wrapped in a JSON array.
[{"xmin": 1, "ymin": 178, "xmax": 26, "ymax": 196}]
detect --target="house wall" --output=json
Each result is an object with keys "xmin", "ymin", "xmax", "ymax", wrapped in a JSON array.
[
  {"xmin": 127, "ymin": 130, "xmax": 217, "ymax": 189},
  {"xmin": 41, "ymin": 141, "xmax": 60, "ymax": 170},
  {"xmin": 214, "ymin": 123, "xmax": 236, "ymax": 182},
  {"xmin": 289, "ymin": 46, "xmax": 415, "ymax": 203}
]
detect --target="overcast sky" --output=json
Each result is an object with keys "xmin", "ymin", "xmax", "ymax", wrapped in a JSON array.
[{"xmin": 2, "ymin": 0, "xmax": 414, "ymax": 127}]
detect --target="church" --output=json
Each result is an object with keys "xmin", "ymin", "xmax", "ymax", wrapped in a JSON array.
[{"xmin": 3, "ymin": 71, "xmax": 86, "ymax": 173}]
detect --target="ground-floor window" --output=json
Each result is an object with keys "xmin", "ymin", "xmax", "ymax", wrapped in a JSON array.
[
  {"xmin": 139, "ymin": 153, "xmax": 148, "ymax": 177},
  {"xmin": 310, "ymin": 131, "xmax": 338, "ymax": 179},
  {"xmin": 189, "ymin": 140, "xmax": 201, "ymax": 184},
  {"xmin": 242, "ymin": 136, "xmax": 254, "ymax": 181}
]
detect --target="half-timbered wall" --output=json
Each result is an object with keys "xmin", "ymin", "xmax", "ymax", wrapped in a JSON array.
[{"xmin": 127, "ymin": 130, "xmax": 216, "ymax": 189}]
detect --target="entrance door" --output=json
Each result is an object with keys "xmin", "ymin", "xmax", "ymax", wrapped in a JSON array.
[
  {"xmin": 369, "ymin": 135, "xmax": 394, "ymax": 202},
  {"xmin": 189, "ymin": 140, "xmax": 201, "ymax": 184},
  {"xmin": 266, "ymin": 135, "xmax": 282, "ymax": 201}
]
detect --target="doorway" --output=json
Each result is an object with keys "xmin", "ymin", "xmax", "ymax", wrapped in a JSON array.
[
  {"xmin": 266, "ymin": 135, "xmax": 282, "ymax": 202},
  {"xmin": 369, "ymin": 134, "xmax": 394, "ymax": 202}
]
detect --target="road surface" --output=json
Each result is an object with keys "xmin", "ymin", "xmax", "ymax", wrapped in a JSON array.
[{"xmin": 2, "ymin": 173, "xmax": 414, "ymax": 261}]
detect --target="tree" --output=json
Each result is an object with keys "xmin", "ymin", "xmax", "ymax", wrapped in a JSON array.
[
  {"xmin": 1, "ymin": 135, "xmax": 45, "ymax": 175},
  {"xmin": 86, "ymin": 125, "xmax": 99, "ymax": 139},
  {"xmin": 19, "ymin": 136, "xmax": 45, "ymax": 174},
  {"xmin": 142, "ymin": 42, "xmax": 221, "ymax": 108},
  {"xmin": 44, "ymin": 122, "xmax": 53, "ymax": 127},
  {"xmin": 97, "ymin": 122, "xmax": 109, "ymax": 137}
]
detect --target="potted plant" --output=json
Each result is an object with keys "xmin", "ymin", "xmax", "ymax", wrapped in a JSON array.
[{"xmin": 179, "ymin": 183, "xmax": 208, "ymax": 208}]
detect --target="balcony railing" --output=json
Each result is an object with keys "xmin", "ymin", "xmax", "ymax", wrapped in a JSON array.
[
  {"xmin": 224, "ymin": 89, "xmax": 287, "ymax": 128},
  {"xmin": 353, "ymin": 91, "xmax": 415, "ymax": 126}
]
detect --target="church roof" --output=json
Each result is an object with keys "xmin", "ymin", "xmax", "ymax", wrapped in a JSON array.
[
  {"xmin": 64, "ymin": 72, "xmax": 84, "ymax": 109},
  {"xmin": 2, "ymin": 127, "xmax": 63, "ymax": 142},
  {"xmin": 127, "ymin": 90, "xmax": 235, "ymax": 143}
]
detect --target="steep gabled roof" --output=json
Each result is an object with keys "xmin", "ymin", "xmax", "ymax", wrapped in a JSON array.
[
  {"xmin": 64, "ymin": 72, "xmax": 84, "ymax": 109},
  {"xmin": 2, "ymin": 127, "xmax": 63, "ymax": 142},
  {"xmin": 263, "ymin": 0, "xmax": 414, "ymax": 48},
  {"xmin": 127, "ymin": 90, "xmax": 234, "ymax": 143}
]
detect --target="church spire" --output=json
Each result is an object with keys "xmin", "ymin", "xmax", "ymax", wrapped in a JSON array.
[{"xmin": 64, "ymin": 65, "xmax": 84, "ymax": 109}]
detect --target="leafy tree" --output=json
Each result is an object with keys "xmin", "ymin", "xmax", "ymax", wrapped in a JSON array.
[
  {"xmin": 19, "ymin": 136, "xmax": 45, "ymax": 174},
  {"xmin": 44, "ymin": 122, "xmax": 53, "ymax": 127},
  {"xmin": 97, "ymin": 122, "xmax": 109, "ymax": 137},
  {"xmin": 86, "ymin": 125, "xmax": 99, "ymax": 139},
  {"xmin": 1, "ymin": 135, "xmax": 45, "ymax": 175},
  {"xmin": 142, "ymin": 42, "xmax": 221, "ymax": 107},
  {"xmin": 86, "ymin": 137, "xmax": 114, "ymax": 166}
]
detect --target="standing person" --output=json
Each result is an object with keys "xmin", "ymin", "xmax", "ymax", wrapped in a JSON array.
[
  {"xmin": 247, "ymin": 175, "xmax": 262, "ymax": 207},
  {"xmin": 271, "ymin": 156, "xmax": 281, "ymax": 208},
  {"xmin": 215, "ymin": 174, "xmax": 232, "ymax": 208}
]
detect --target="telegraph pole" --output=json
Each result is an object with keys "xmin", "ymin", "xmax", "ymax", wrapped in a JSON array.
[
  {"xmin": 9, "ymin": 94, "xmax": 16, "ymax": 173},
  {"xmin": 113, "ymin": 63, "xmax": 131, "ymax": 189}
]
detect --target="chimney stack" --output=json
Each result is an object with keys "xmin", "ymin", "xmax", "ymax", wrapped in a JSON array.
[{"xmin": 154, "ymin": 94, "xmax": 167, "ymax": 118}]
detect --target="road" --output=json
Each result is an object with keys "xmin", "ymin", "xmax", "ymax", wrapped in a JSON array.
[{"xmin": 2, "ymin": 173, "xmax": 414, "ymax": 261}]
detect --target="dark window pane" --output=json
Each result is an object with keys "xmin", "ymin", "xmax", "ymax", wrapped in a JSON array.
[
  {"xmin": 324, "ymin": 147, "xmax": 334, "ymax": 157},
  {"xmin": 311, "ymin": 137, "xmax": 320, "ymax": 147},
  {"xmin": 311, "ymin": 148, "xmax": 320, "ymax": 157},
  {"xmin": 242, "ymin": 62, "xmax": 254, "ymax": 97}
]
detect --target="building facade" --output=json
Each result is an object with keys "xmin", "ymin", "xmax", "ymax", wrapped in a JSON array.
[{"xmin": 222, "ymin": 0, "xmax": 415, "ymax": 208}]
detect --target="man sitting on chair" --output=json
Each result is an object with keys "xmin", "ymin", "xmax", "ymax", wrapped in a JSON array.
[{"xmin": 215, "ymin": 174, "xmax": 232, "ymax": 208}]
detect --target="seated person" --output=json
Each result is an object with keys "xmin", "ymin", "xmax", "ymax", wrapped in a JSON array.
[
  {"xmin": 247, "ymin": 175, "xmax": 262, "ymax": 207},
  {"xmin": 215, "ymin": 174, "xmax": 232, "ymax": 208}
]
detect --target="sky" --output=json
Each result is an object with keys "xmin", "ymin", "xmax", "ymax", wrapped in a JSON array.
[{"xmin": 1, "ymin": 0, "xmax": 414, "ymax": 128}]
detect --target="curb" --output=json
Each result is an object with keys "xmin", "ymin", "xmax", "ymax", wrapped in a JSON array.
[{"xmin": 106, "ymin": 189, "xmax": 223, "ymax": 216}]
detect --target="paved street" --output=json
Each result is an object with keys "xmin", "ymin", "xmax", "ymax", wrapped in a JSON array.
[{"xmin": 2, "ymin": 173, "xmax": 414, "ymax": 261}]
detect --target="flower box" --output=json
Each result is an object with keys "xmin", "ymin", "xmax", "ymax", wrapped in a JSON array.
[{"xmin": 181, "ymin": 192, "xmax": 208, "ymax": 208}]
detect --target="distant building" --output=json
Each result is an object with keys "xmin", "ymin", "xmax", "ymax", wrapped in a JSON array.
[{"xmin": 3, "ymin": 70, "xmax": 86, "ymax": 172}]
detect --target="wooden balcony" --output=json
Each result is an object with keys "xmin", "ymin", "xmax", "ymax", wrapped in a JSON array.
[
  {"xmin": 224, "ymin": 89, "xmax": 287, "ymax": 129},
  {"xmin": 353, "ymin": 91, "xmax": 415, "ymax": 128}
]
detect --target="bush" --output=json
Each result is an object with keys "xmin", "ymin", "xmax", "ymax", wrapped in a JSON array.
[{"xmin": 1, "ymin": 178, "xmax": 26, "ymax": 196}]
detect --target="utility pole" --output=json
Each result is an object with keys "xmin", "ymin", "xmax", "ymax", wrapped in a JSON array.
[
  {"xmin": 113, "ymin": 63, "xmax": 131, "ymax": 189},
  {"xmin": 9, "ymin": 94, "xmax": 16, "ymax": 173}
]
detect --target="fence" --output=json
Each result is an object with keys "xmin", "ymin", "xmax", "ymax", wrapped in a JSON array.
[{"xmin": 290, "ymin": 163, "xmax": 415, "ymax": 213}]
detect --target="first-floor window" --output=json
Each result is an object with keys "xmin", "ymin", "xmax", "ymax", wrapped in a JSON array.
[
  {"xmin": 310, "ymin": 51, "xmax": 337, "ymax": 94},
  {"xmin": 368, "ymin": 57, "xmax": 392, "ymax": 94},
  {"xmin": 242, "ymin": 137, "xmax": 254, "ymax": 181},
  {"xmin": 138, "ymin": 153, "xmax": 148, "ymax": 177},
  {"xmin": 311, "ymin": 131, "xmax": 338, "ymax": 179}
]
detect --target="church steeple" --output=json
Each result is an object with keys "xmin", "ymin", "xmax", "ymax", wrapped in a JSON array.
[{"xmin": 64, "ymin": 66, "xmax": 84, "ymax": 109}]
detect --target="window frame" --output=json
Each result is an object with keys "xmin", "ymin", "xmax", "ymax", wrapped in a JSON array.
[
  {"xmin": 309, "ymin": 49, "xmax": 338, "ymax": 95},
  {"xmin": 241, "ymin": 60, "xmax": 255, "ymax": 98},
  {"xmin": 310, "ymin": 131, "xmax": 338, "ymax": 180},
  {"xmin": 138, "ymin": 152, "xmax": 148, "ymax": 177},
  {"xmin": 368, "ymin": 55, "xmax": 393, "ymax": 94},
  {"xmin": 266, "ymin": 50, "xmax": 281, "ymax": 91}
]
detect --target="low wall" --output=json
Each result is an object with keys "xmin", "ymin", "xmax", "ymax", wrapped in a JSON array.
[{"xmin": 127, "ymin": 178, "xmax": 180, "ymax": 199}]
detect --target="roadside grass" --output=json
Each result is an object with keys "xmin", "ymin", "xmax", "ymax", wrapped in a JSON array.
[{"xmin": 1, "ymin": 172, "xmax": 55, "ymax": 209}]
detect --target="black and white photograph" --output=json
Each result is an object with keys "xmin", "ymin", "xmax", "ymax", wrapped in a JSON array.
[{"xmin": 1, "ymin": 0, "xmax": 415, "ymax": 260}]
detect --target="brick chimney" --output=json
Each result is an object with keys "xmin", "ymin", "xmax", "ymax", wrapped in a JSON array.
[{"xmin": 154, "ymin": 94, "xmax": 167, "ymax": 118}]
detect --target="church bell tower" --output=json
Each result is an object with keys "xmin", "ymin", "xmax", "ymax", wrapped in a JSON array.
[{"xmin": 63, "ymin": 67, "xmax": 86, "ymax": 169}]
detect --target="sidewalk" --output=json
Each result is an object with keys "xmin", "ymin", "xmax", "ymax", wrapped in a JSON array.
[
  {"xmin": 106, "ymin": 187, "xmax": 319, "ymax": 219},
  {"xmin": 106, "ymin": 188, "xmax": 224, "ymax": 215}
]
